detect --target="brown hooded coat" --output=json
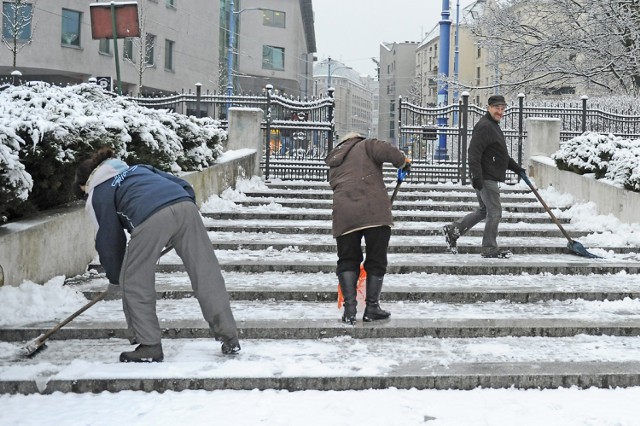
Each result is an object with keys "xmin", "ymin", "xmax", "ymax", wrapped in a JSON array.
[{"xmin": 325, "ymin": 135, "xmax": 406, "ymax": 238}]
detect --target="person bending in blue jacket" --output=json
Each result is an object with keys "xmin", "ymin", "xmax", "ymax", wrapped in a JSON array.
[{"xmin": 73, "ymin": 147, "xmax": 240, "ymax": 362}]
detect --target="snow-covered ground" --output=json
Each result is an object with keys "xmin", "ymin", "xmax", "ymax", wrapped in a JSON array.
[{"xmin": 2, "ymin": 176, "xmax": 640, "ymax": 425}]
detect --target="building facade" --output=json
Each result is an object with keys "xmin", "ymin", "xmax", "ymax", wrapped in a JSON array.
[
  {"xmin": 221, "ymin": 0, "xmax": 316, "ymax": 97},
  {"xmin": 1, "ymin": 0, "xmax": 220, "ymax": 95},
  {"xmin": 1, "ymin": 0, "xmax": 316, "ymax": 97},
  {"xmin": 313, "ymin": 58, "xmax": 375, "ymax": 140},
  {"xmin": 378, "ymin": 41, "xmax": 418, "ymax": 146}
]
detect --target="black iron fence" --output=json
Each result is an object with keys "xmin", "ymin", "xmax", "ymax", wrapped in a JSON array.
[
  {"xmin": 122, "ymin": 85, "xmax": 335, "ymax": 181},
  {"xmin": 398, "ymin": 93, "xmax": 640, "ymax": 184},
  {"xmin": 7, "ymin": 74, "xmax": 640, "ymax": 183}
]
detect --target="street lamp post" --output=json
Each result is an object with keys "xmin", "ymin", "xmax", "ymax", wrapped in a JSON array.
[
  {"xmin": 437, "ymin": 0, "xmax": 452, "ymax": 160},
  {"xmin": 227, "ymin": 1, "xmax": 266, "ymax": 99}
]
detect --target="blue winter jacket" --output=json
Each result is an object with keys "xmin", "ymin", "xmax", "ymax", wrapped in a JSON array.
[{"xmin": 88, "ymin": 163, "xmax": 195, "ymax": 284}]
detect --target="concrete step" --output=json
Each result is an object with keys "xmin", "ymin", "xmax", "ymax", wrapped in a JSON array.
[
  {"xmin": 89, "ymin": 252, "xmax": 636, "ymax": 275},
  {"xmin": 3, "ymin": 336, "xmax": 640, "ymax": 394},
  {"xmin": 204, "ymin": 220, "xmax": 593, "ymax": 238},
  {"xmin": 235, "ymin": 198, "xmax": 554, "ymax": 213},
  {"xmin": 203, "ymin": 211, "xmax": 570, "ymax": 224},
  {"xmin": 243, "ymin": 190, "xmax": 541, "ymax": 204},
  {"xmin": 67, "ymin": 271, "xmax": 640, "ymax": 303},
  {"xmin": 264, "ymin": 181, "xmax": 531, "ymax": 193},
  {"xmin": 204, "ymin": 234, "xmax": 633, "ymax": 255}
]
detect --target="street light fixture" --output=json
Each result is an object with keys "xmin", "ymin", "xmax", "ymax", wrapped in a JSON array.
[{"xmin": 227, "ymin": 0, "xmax": 267, "ymax": 98}]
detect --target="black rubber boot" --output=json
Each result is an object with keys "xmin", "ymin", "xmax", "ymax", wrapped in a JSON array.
[
  {"xmin": 363, "ymin": 274, "xmax": 390, "ymax": 322},
  {"xmin": 119, "ymin": 343, "xmax": 164, "ymax": 363},
  {"xmin": 337, "ymin": 270, "xmax": 358, "ymax": 325}
]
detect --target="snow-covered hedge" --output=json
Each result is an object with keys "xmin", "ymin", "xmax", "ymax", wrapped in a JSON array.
[
  {"xmin": 0, "ymin": 82, "xmax": 226, "ymax": 220},
  {"xmin": 552, "ymin": 132, "xmax": 640, "ymax": 191}
]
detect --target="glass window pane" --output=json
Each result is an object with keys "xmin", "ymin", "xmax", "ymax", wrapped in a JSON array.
[
  {"xmin": 164, "ymin": 39, "xmax": 174, "ymax": 70},
  {"xmin": 61, "ymin": 9, "xmax": 81, "ymax": 46},
  {"xmin": 99, "ymin": 38, "xmax": 110, "ymax": 54},
  {"xmin": 123, "ymin": 38, "xmax": 134, "ymax": 61},
  {"xmin": 263, "ymin": 10, "xmax": 285, "ymax": 28},
  {"xmin": 2, "ymin": 2, "xmax": 33, "ymax": 40},
  {"xmin": 262, "ymin": 45, "xmax": 284, "ymax": 71},
  {"xmin": 146, "ymin": 34, "xmax": 155, "ymax": 65}
]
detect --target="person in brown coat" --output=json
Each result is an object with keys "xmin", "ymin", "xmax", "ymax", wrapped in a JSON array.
[{"xmin": 325, "ymin": 132, "xmax": 410, "ymax": 324}]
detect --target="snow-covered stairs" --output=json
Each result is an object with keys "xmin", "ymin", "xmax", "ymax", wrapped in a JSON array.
[{"xmin": 2, "ymin": 180, "xmax": 640, "ymax": 394}]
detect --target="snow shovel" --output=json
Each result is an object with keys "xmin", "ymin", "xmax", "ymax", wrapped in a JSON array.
[
  {"xmin": 22, "ymin": 245, "xmax": 175, "ymax": 357},
  {"xmin": 337, "ymin": 167, "xmax": 409, "ymax": 308},
  {"xmin": 518, "ymin": 170, "xmax": 601, "ymax": 259}
]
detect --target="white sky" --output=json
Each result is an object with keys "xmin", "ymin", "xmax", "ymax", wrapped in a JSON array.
[{"xmin": 312, "ymin": 0, "xmax": 478, "ymax": 76}]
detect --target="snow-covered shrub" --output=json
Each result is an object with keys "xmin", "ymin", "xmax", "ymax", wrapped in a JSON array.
[
  {"xmin": 552, "ymin": 132, "xmax": 640, "ymax": 192},
  {"xmin": 552, "ymin": 132, "xmax": 618, "ymax": 178},
  {"xmin": 0, "ymin": 82, "xmax": 226, "ymax": 220},
  {"xmin": 0, "ymin": 124, "xmax": 33, "ymax": 218}
]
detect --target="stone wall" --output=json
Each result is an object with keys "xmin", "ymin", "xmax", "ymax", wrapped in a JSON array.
[{"xmin": 525, "ymin": 118, "xmax": 640, "ymax": 225}]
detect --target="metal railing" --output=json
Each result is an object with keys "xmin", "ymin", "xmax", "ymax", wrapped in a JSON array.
[{"xmin": 398, "ymin": 93, "xmax": 640, "ymax": 184}]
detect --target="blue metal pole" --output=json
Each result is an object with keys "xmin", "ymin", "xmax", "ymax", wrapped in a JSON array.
[
  {"xmin": 227, "ymin": 0, "xmax": 235, "ymax": 100},
  {"xmin": 453, "ymin": 0, "xmax": 460, "ymax": 125},
  {"xmin": 437, "ymin": 0, "xmax": 451, "ymax": 160}
]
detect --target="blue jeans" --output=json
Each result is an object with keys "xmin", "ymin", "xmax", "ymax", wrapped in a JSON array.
[{"xmin": 452, "ymin": 180, "xmax": 502, "ymax": 255}]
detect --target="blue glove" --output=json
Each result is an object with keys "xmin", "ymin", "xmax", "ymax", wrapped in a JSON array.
[
  {"xmin": 397, "ymin": 160, "xmax": 411, "ymax": 182},
  {"xmin": 397, "ymin": 168, "xmax": 408, "ymax": 182}
]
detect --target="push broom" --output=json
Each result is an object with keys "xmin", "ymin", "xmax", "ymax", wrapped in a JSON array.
[{"xmin": 23, "ymin": 245, "xmax": 174, "ymax": 357}]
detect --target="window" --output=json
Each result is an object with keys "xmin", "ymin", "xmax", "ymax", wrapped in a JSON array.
[
  {"xmin": 99, "ymin": 39, "xmax": 111, "ymax": 55},
  {"xmin": 2, "ymin": 1, "xmax": 33, "ymax": 41},
  {"xmin": 61, "ymin": 9, "xmax": 81, "ymax": 47},
  {"xmin": 262, "ymin": 45, "xmax": 284, "ymax": 70},
  {"xmin": 165, "ymin": 0, "xmax": 176, "ymax": 8},
  {"xmin": 145, "ymin": 34, "xmax": 156, "ymax": 65},
  {"xmin": 164, "ymin": 39, "xmax": 174, "ymax": 71},
  {"xmin": 263, "ymin": 9, "xmax": 285, "ymax": 28},
  {"xmin": 123, "ymin": 38, "xmax": 134, "ymax": 61}
]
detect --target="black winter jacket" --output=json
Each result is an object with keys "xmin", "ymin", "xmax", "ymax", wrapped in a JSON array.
[{"xmin": 468, "ymin": 112, "xmax": 520, "ymax": 182}]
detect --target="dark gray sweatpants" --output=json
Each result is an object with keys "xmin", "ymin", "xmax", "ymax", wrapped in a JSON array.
[{"xmin": 118, "ymin": 201, "xmax": 238, "ymax": 345}]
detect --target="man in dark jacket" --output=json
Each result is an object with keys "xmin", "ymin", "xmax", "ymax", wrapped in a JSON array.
[
  {"xmin": 74, "ymin": 147, "xmax": 240, "ymax": 362},
  {"xmin": 325, "ymin": 132, "xmax": 410, "ymax": 324},
  {"xmin": 443, "ymin": 95, "xmax": 524, "ymax": 258}
]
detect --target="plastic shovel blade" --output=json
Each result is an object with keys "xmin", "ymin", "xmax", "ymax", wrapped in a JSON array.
[{"xmin": 568, "ymin": 240, "xmax": 602, "ymax": 259}]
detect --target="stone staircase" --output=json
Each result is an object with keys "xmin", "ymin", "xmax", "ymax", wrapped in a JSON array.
[{"xmin": 2, "ymin": 179, "xmax": 640, "ymax": 394}]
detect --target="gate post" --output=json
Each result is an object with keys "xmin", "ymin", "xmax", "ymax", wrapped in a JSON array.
[
  {"xmin": 328, "ymin": 87, "xmax": 335, "ymax": 152},
  {"xmin": 398, "ymin": 96, "xmax": 403, "ymax": 151},
  {"xmin": 581, "ymin": 95, "xmax": 588, "ymax": 133},
  {"xmin": 518, "ymin": 92, "xmax": 525, "ymax": 171},
  {"xmin": 195, "ymin": 82, "xmax": 202, "ymax": 118},
  {"xmin": 265, "ymin": 84, "xmax": 273, "ymax": 180},
  {"xmin": 460, "ymin": 92, "xmax": 469, "ymax": 185}
]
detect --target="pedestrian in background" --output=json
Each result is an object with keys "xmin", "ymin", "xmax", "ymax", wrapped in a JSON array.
[
  {"xmin": 443, "ymin": 95, "xmax": 525, "ymax": 258},
  {"xmin": 325, "ymin": 132, "xmax": 411, "ymax": 324},
  {"xmin": 73, "ymin": 147, "xmax": 240, "ymax": 362}
]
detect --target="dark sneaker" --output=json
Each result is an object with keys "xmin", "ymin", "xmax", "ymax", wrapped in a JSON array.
[
  {"xmin": 443, "ymin": 225, "xmax": 460, "ymax": 254},
  {"xmin": 221, "ymin": 338, "xmax": 241, "ymax": 355},
  {"xmin": 481, "ymin": 250, "xmax": 512, "ymax": 259},
  {"xmin": 119, "ymin": 344, "xmax": 164, "ymax": 363}
]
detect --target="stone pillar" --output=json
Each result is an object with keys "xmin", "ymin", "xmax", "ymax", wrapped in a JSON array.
[
  {"xmin": 524, "ymin": 117, "xmax": 561, "ymax": 164},
  {"xmin": 227, "ymin": 107, "xmax": 263, "ymax": 177}
]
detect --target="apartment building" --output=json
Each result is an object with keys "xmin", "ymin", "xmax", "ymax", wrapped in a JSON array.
[
  {"xmin": 1, "ymin": 0, "xmax": 315, "ymax": 97},
  {"xmin": 378, "ymin": 41, "xmax": 418, "ymax": 146},
  {"xmin": 313, "ymin": 58, "xmax": 375, "ymax": 140},
  {"xmin": 1, "ymin": 1, "xmax": 219, "ymax": 95},
  {"xmin": 223, "ymin": 0, "xmax": 316, "ymax": 97},
  {"xmin": 416, "ymin": 3, "xmax": 479, "ymax": 107}
]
